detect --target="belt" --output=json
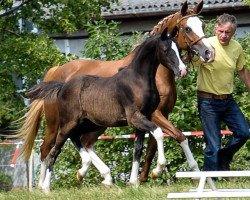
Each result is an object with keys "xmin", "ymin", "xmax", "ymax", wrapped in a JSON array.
[{"xmin": 197, "ymin": 91, "xmax": 232, "ymax": 100}]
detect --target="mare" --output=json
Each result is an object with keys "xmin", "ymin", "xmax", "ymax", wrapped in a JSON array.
[
  {"xmin": 26, "ymin": 30, "xmax": 186, "ymax": 193},
  {"xmin": 14, "ymin": 0, "xmax": 215, "ymax": 188}
]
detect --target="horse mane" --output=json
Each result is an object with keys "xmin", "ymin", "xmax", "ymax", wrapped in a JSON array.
[
  {"xmin": 129, "ymin": 34, "xmax": 161, "ymax": 67},
  {"xmin": 149, "ymin": 8, "xmax": 196, "ymax": 36}
]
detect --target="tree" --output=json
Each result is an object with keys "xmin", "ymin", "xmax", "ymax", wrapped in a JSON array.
[
  {"xmin": 0, "ymin": 0, "xmax": 117, "ymax": 128},
  {"xmin": 243, "ymin": 0, "xmax": 250, "ymax": 6}
]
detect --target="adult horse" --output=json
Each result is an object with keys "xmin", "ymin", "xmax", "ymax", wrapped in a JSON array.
[
  {"xmin": 26, "ymin": 30, "xmax": 186, "ymax": 193},
  {"xmin": 14, "ymin": 0, "xmax": 214, "ymax": 187}
]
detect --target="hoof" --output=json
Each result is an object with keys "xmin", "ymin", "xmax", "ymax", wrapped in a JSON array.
[
  {"xmin": 42, "ymin": 187, "xmax": 50, "ymax": 194},
  {"xmin": 151, "ymin": 170, "xmax": 160, "ymax": 180},
  {"xmin": 139, "ymin": 173, "xmax": 148, "ymax": 182},
  {"xmin": 76, "ymin": 171, "xmax": 83, "ymax": 182},
  {"xmin": 128, "ymin": 180, "xmax": 139, "ymax": 188},
  {"xmin": 101, "ymin": 180, "xmax": 113, "ymax": 187}
]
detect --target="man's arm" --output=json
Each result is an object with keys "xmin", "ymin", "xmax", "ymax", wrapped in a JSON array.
[{"xmin": 238, "ymin": 66, "xmax": 250, "ymax": 93}]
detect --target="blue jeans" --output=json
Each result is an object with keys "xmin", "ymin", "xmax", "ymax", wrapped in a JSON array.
[{"xmin": 198, "ymin": 95, "xmax": 250, "ymax": 171}]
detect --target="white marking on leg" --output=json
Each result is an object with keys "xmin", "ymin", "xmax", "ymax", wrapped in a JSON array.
[
  {"xmin": 150, "ymin": 127, "xmax": 166, "ymax": 177},
  {"xmin": 129, "ymin": 161, "xmax": 139, "ymax": 186},
  {"xmin": 78, "ymin": 148, "xmax": 92, "ymax": 178},
  {"xmin": 38, "ymin": 160, "xmax": 47, "ymax": 189},
  {"xmin": 88, "ymin": 147, "xmax": 113, "ymax": 185},
  {"xmin": 42, "ymin": 169, "xmax": 52, "ymax": 194},
  {"xmin": 180, "ymin": 139, "xmax": 199, "ymax": 171}
]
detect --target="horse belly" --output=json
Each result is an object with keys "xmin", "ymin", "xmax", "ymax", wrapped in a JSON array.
[
  {"xmin": 82, "ymin": 91, "xmax": 127, "ymax": 127},
  {"xmin": 86, "ymin": 108, "xmax": 127, "ymax": 127}
]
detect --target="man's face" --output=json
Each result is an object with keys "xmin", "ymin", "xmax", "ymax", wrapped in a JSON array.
[{"xmin": 215, "ymin": 22, "xmax": 235, "ymax": 46}]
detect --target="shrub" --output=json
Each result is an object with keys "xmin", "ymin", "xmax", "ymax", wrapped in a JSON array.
[{"xmin": 0, "ymin": 172, "xmax": 13, "ymax": 192}]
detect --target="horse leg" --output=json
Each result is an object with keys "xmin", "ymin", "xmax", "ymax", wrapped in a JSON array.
[
  {"xmin": 130, "ymin": 111, "xmax": 166, "ymax": 183},
  {"xmin": 38, "ymin": 160, "xmax": 48, "ymax": 189},
  {"xmin": 76, "ymin": 147, "xmax": 92, "ymax": 181},
  {"xmin": 42, "ymin": 135, "xmax": 68, "ymax": 193},
  {"xmin": 129, "ymin": 130, "xmax": 145, "ymax": 186},
  {"xmin": 148, "ymin": 110, "xmax": 199, "ymax": 178},
  {"xmin": 42, "ymin": 117, "xmax": 77, "ymax": 193},
  {"xmin": 86, "ymin": 146, "xmax": 113, "ymax": 186},
  {"xmin": 72, "ymin": 126, "xmax": 108, "ymax": 182},
  {"xmin": 38, "ymin": 102, "xmax": 59, "ymax": 189},
  {"xmin": 70, "ymin": 136, "xmax": 92, "ymax": 181},
  {"xmin": 180, "ymin": 139, "xmax": 200, "ymax": 171},
  {"xmin": 139, "ymin": 133, "xmax": 157, "ymax": 182},
  {"xmin": 77, "ymin": 145, "xmax": 113, "ymax": 185}
]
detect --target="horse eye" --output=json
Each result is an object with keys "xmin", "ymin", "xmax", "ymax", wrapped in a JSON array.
[{"xmin": 184, "ymin": 27, "xmax": 192, "ymax": 33}]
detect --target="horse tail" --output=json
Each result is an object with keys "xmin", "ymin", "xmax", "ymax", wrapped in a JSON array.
[
  {"xmin": 16, "ymin": 100, "xmax": 44, "ymax": 161},
  {"xmin": 17, "ymin": 81, "xmax": 63, "ymax": 161},
  {"xmin": 26, "ymin": 81, "xmax": 64, "ymax": 102}
]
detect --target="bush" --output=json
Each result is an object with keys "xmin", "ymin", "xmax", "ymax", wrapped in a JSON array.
[{"xmin": 0, "ymin": 172, "xmax": 13, "ymax": 192}]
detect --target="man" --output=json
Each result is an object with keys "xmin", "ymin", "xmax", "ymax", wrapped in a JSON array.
[{"xmin": 196, "ymin": 13, "xmax": 250, "ymax": 171}]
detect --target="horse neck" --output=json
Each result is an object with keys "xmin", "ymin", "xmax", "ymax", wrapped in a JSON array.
[{"xmin": 130, "ymin": 42, "xmax": 160, "ymax": 83}]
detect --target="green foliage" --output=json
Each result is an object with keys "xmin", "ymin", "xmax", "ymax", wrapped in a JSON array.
[
  {"xmin": 243, "ymin": 0, "xmax": 250, "ymax": 6},
  {"xmin": 203, "ymin": 18, "xmax": 216, "ymax": 37},
  {"xmin": 0, "ymin": 33, "xmax": 67, "ymax": 126},
  {"xmin": 0, "ymin": 172, "xmax": 13, "ymax": 191},
  {"xmin": 0, "ymin": 0, "xmax": 118, "ymax": 34},
  {"xmin": 82, "ymin": 19, "xmax": 143, "ymax": 60}
]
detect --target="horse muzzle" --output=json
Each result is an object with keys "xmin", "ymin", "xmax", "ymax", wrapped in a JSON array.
[
  {"xmin": 197, "ymin": 39, "xmax": 215, "ymax": 63},
  {"xmin": 178, "ymin": 64, "xmax": 187, "ymax": 78}
]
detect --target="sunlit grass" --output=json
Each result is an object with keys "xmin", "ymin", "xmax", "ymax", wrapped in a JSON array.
[{"xmin": 0, "ymin": 178, "xmax": 250, "ymax": 200}]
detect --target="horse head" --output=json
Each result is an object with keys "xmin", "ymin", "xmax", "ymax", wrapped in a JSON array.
[
  {"xmin": 159, "ymin": 28, "xmax": 187, "ymax": 78},
  {"xmin": 176, "ymin": 0, "xmax": 215, "ymax": 63},
  {"xmin": 150, "ymin": 0, "xmax": 215, "ymax": 63}
]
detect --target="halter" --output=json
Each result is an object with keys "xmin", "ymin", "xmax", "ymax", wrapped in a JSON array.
[
  {"xmin": 176, "ymin": 14, "xmax": 206, "ymax": 66},
  {"xmin": 177, "ymin": 14, "xmax": 205, "ymax": 48}
]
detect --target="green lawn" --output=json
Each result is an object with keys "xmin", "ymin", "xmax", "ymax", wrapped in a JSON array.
[{"xmin": 1, "ymin": 178, "xmax": 250, "ymax": 200}]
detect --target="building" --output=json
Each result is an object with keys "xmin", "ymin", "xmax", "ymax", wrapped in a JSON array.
[{"xmin": 52, "ymin": 0, "xmax": 250, "ymax": 57}]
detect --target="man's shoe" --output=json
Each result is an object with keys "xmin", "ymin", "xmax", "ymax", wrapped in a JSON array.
[
  {"xmin": 218, "ymin": 150, "xmax": 231, "ymax": 171},
  {"xmin": 218, "ymin": 162, "xmax": 230, "ymax": 171}
]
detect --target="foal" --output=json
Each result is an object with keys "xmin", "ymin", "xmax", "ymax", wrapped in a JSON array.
[{"xmin": 27, "ymin": 30, "xmax": 186, "ymax": 193}]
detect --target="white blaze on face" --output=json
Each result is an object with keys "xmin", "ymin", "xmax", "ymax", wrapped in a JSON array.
[
  {"xmin": 187, "ymin": 17, "xmax": 215, "ymax": 62},
  {"xmin": 171, "ymin": 41, "xmax": 187, "ymax": 77},
  {"xmin": 187, "ymin": 17, "xmax": 204, "ymax": 38}
]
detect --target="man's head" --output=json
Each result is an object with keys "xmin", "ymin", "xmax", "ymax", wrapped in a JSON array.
[{"xmin": 215, "ymin": 13, "xmax": 237, "ymax": 46}]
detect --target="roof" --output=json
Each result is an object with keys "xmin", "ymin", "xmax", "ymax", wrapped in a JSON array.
[{"xmin": 102, "ymin": 0, "xmax": 249, "ymax": 19}]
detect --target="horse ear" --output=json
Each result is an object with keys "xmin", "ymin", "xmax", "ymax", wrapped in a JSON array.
[
  {"xmin": 161, "ymin": 27, "xmax": 169, "ymax": 40},
  {"xmin": 193, "ymin": 0, "xmax": 203, "ymax": 14},
  {"xmin": 181, "ymin": 1, "xmax": 188, "ymax": 16}
]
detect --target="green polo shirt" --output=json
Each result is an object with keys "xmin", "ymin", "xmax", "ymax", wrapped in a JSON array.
[{"xmin": 196, "ymin": 36, "xmax": 245, "ymax": 95}]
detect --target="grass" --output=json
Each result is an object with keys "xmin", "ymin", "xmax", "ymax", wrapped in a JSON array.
[{"xmin": 0, "ymin": 178, "xmax": 250, "ymax": 200}]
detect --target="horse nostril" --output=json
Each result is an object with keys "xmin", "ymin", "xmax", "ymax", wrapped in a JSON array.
[
  {"xmin": 205, "ymin": 50, "xmax": 210, "ymax": 61},
  {"xmin": 205, "ymin": 50, "xmax": 210, "ymax": 56}
]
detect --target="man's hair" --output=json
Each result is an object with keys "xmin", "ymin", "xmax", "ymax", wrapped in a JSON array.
[{"xmin": 216, "ymin": 13, "xmax": 237, "ymax": 31}]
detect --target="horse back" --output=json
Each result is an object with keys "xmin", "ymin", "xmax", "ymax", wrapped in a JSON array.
[{"xmin": 43, "ymin": 54, "xmax": 134, "ymax": 83}]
